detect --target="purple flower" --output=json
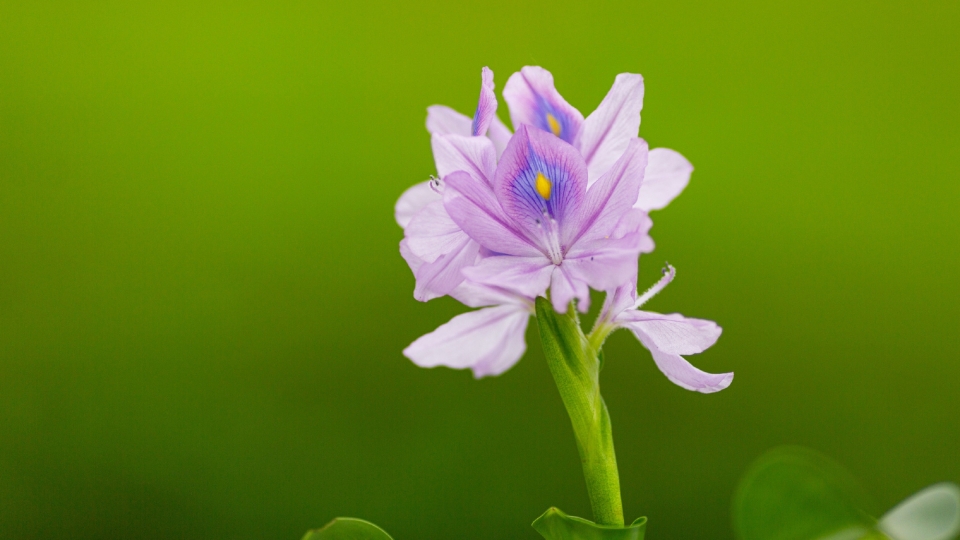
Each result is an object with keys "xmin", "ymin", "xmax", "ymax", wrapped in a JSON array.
[
  {"xmin": 596, "ymin": 265, "xmax": 733, "ymax": 393},
  {"xmin": 503, "ymin": 66, "xmax": 693, "ymax": 209},
  {"xmin": 395, "ymin": 68, "xmax": 508, "ymax": 301},
  {"xmin": 445, "ymin": 125, "xmax": 650, "ymax": 312}
]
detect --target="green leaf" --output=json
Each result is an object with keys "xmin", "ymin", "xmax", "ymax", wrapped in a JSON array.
[
  {"xmin": 532, "ymin": 507, "xmax": 647, "ymax": 540},
  {"xmin": 733, "ymin": 446, "xmax": 876, "ymax": 540},
  {"xmin": 302, "ymin": 518, "xmax": 394, "ymax": 540}
]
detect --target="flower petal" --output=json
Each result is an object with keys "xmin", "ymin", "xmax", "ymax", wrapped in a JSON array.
[
  {"xmin": 643, "ymin": 343, "xmax": 733, "ymax": 393},
  {"xmin": 471, "ymin": 67, "xmax": 498, "ymax": 137},
  {"xmin": 431, "ymin": 134, "xmax": 497, "ymax": 185},
  {"xmin": 443, "ymin": 170, "xmax": 541, "ymax": 257},
  {"xmin": 449, "ymin": 280, "xmax": 533, "ymax": 309},
  {"xmin": 503, "ymin": 66, "xmax": 583, "ymax": 145},
  {"xmin": 617, "ymin": 311, "xmax": 731, "ymax": 393},
  {"xmin": 578, "ymin": 73, "xmax": 645, "ymax": 183},
  {"xmin": 616, "ymin": 310, "xmax": 722, "ymax": 355},
  {"xmin": 567, "ymin": 138, "xmax": 648, "ymax": 246},
  {"xmin": 494, "ymin": 125, "xmax": 588, "ymax": 244},
  {"xmin": 395, "ymin": 181, "xmax": 441, "ymax": 229},
  {"xmin": 462, "ymin": 255, "xmax": 554, "ymax": 298},
  {"xmin": 550, "ymin": 265, "xmax": 591, "ymax": 313},
  {"xmin": 405, "ymin": 200, "xmax": 468, "ymax": 263},
  {"xmin": 879, "ymin": 483, "xmax": 960, "ymax": 540},
  {"xmin": 635, "ymin": 148, "xmax": 693, "ymax": 212},
  {"xmin": 562, "ymin": 228, "xmax": 644, "ymax": 292},
  {"xmin": 411, "ymin": 236, "xmax": 480, "ymax": 301},
  {"xmin": 403, "ymin": 304, "xmax": 530, "ymax": 378},
  {"xmin": 426, "ymin": 105, "xmax": 471, "ymax": 136}
]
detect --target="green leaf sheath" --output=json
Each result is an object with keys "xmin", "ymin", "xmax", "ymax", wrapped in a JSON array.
[
  {"xmin": 533, "ymin": 507, "xmax": 647, "ymax": 540},
  {"xmin": 302, "ymin": 518, "xmax": 395, "ymax": 540},
  {"xmin": 536, "ymin": 297, "xmax": 624, "ymax": 527}
]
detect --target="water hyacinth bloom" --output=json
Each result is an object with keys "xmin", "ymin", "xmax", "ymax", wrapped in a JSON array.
[
  {"xmin": 446, "ymin": 125, "xmax": 650, "ymax": 312},
  {"xmin": 596, "ymin": 265, "xmax": 733, "ymax": 393}
]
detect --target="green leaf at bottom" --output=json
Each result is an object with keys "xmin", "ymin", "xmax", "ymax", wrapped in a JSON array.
[
  {"xmin": 533, "ymin": 507, "xmax": 647, "ymax": 540},
  {"xmin": 302, "ymin": 518, "xmax": 394, "ymax": 540}
]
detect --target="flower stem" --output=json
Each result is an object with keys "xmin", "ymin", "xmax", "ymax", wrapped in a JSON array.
[{"xmin": 535, "ymin": 297, "xmax": 624, "ymax": 527}]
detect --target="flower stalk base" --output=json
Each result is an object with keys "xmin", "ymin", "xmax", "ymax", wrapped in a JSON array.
[{"xmin": 535, "ymin": 297, "xmax": 624, "ymax": 527}]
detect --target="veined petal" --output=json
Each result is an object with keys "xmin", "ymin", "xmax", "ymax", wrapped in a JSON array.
[
  {"xmin": 562, "ymin": 228, "xmax": 644, "ymax": 292},
  {"xmin": 611, "ymin": 208, "xmax": 655, "ymax": 254},
  {"xmin": 503, "ymin": 66, "xmax": 583, "ymax": 145},
  {"xmin": 487, "ymin": 116, "xmax": 512, "ymax": 158},
  {"xmin": 635, "ymin": 148, "xmax": 693, "ymax": 211},
  {"xmin": 550, "ymin": 265, "xmax": 591, "ymax": 313},
  {"xmin": 443, "ymin": 170, "xmax": 541, "ymax": 257},
  {"xmin": 395, "ymin": 181, "xmax": 441, "ymax": 229},
  {"xmin": 462, "ymin": 255, "xmax": 554, "ymax": 298},
  {"xmin": 618, "ymin": 313, "xmax": 732, "ymax": 393},
  {"xmin": 431, "ymin": 134, "xmax": 497, "ymax": 185},
  {"xmin": 405, "ymin": 201, "xmax": 468, "ymax": 263},
  {"xmin": 450, "ymin": 280, "xmax": 534, "ymax": 309},
  {"xmin": 639, "ymin": 341, "xmax": 733, "ymax": 394},
  {"xmin": 579, "ymin": 73, "xmax": 645, "ymax": 183},
  {"xmin": 411, "ymin": 236, "xmax": 480, "ymax": 301},
  {"xmin": 494, "ymin": 125, "xmax": 588, "ymax": 250},
  {"xmin": 568, "ymin": 138, "xmax": 648, "ymax": 246},
  {"xmin": 615, "ymin": 310, "xmax": 722, "ymax": 355},
  {"xmin": 426, "ymin": 105, "xmax": 472, "ymax": 136},
  {"xmin": 403, "ymin": 304, "xmax": 530, "ymax": 378},
  {"xmin": 472, "ymin": 67, "xmax": 498, "ymax": 137}
]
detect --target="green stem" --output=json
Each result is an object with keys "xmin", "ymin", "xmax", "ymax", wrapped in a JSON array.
[{"xmin": 535, "ymin": 297, "xmax": 624, "ymax": 527}]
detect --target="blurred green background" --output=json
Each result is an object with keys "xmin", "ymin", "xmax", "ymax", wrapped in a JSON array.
[{"xmin": 1, "ymin": 1, "xmax": 958, "ymax": 538}]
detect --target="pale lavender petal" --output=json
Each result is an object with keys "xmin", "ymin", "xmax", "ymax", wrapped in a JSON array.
[
  {"xmin": 615, "ymin": 310, "xmax": 722, "ymax": 355},
  {"xmin": 638, "ymin": 340, "xmax": 733, "ymax": 394},
  {"xmin": 431, "ymin": 134, "xmax": 497, "ymax": 185},
  {"xmin": 487, "ymin": 116, "xmax": 512, "ymax": 158},
  {"xmin": 471, "ymin": 67, "xmax": 498, "ymax": 137},
  {"xmin": 578, "ymin": 73, "xmax": 645, "ymax": 183},
  {"xmin": 550, "ymin": 265, "xmax": 591, "ymax": 313},
  {"xmin": 610, "ymin": 208, "xmax": 655, "ymax": 254},
  {"xmin": 405, "ymin": 201, "xmax": 469, "ymax": 263},
  {"xmin": 449, "ymin": 280, "xmax": 533, "ymax": 309},
  {"xmin": 399, "ymin": 238, "xmax": 424, "ymax": 275},
  {"xmin": 395, "ymin": 181, "xmax": 442, "ymax": 229},
  {"xmin": 635, "ymin": 148, "xmax": 693, "ymax": 212},
  {"xmin": 403, "ymin": 304, "xmax": 530, "ymax": 378},
  {"xmin": 598, "ymin": 280, "xmax": 638, "ymax": 325},
  {"xmin": 567, "ymin": 138, "xmax": 648, "ymax": 246},
  {"xmin": 617, "ymin": 311, "xmax": 731, "ymax": 393},
  {"xmin": 502, "ymin": 66, "xmax": 584, "ymax": 145},
  {"xmin": 411, "ymin": 236, "xmax": 480, "ymax": 301},
  {"xmin": 462, "ymin": 255, "xmax": 554, "ymax": 298},
  {"xmin": 443, "ymin": 171, "xmax": 541, "ymax": 257},
  {"xmin": 426, "ymin": 105, "xmax": 472, "ymax": 136},
  {"xmin": 494, "ymin": 125, "xmax": 588, "ymax": 246},
  {"xmin": 562, "ymin": 229, "xmax": 644, "ymax": 292}
]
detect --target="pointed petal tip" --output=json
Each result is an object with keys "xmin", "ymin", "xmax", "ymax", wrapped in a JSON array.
[{"xmin": 694, "ymin": 371, "xmax": 734, "ymax": 394}]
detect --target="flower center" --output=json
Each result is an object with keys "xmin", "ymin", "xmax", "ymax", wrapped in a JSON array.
[{"xmin": 537, "ymin": 211, "xmax": 564, "ymax": 265}]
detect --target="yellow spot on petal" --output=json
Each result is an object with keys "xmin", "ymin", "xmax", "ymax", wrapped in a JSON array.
[
  {"xmin": 536, "ymin": 172, "xmax": 553, "ymax": 200},
  {"xmin": 546, "ymin": 113, "xmax": 562, "ymax": 137}
]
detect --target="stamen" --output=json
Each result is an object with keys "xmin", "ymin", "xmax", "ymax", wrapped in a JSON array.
[
  {"xmin": 634, "ymin": 264, "xmax": 676, "ymax": 308},
  {"xmin": 535, "ymin": 172, "xmax": 553, "ymax": 200},
  {"xmin": 428, "ymin": 174, "xmax": 443, "ymax": 194},
  {"xmin": 537, "ymin": 210, "xmax": 564, "ymax": 265},
  {"xmin": 546, "ymin": 113, "xmax": 562, "ymax": 137}
]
